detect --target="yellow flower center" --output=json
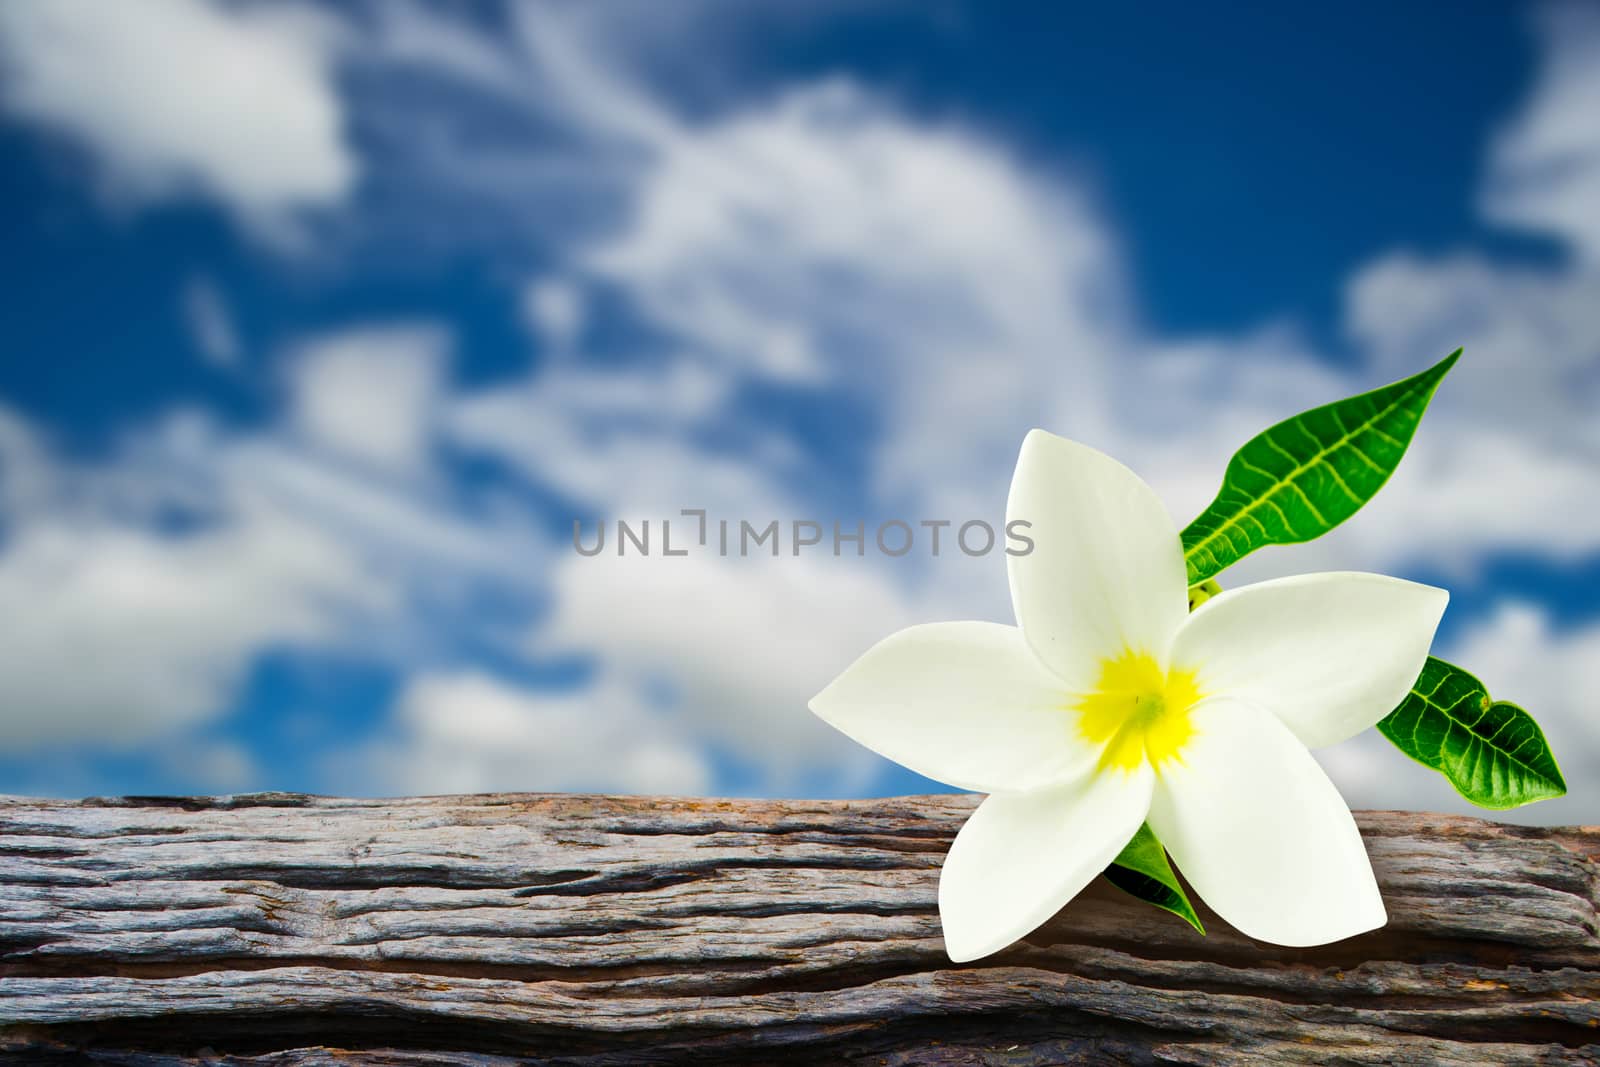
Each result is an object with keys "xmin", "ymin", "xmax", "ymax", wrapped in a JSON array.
[{"xmin": 1074, "ymin": 649, "xmax": 1203, "ymax": 772}]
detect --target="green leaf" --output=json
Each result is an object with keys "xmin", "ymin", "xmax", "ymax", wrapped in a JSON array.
[
  {"xmin": 1104, "ymin": 823, "xmax": 1204, "ymax": 934},
  {"xmin": 1378, "ymin": 656, "xmax": 1566, "ymax": 810},
  {"xmin": 1180, "ymin": 349, "xmax": 1460, "ymax": 585}
]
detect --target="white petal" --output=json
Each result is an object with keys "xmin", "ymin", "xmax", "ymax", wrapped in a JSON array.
[
  {"xmin": 1172, "ymin": 572, "xmax": 1448, "ymax": 749},
  {"xmin": 939, "ymin": 764, "xmax": 1154, "ymax": 962},
  {"xmin": 1007, "ymin": 430, "xmax": 1188, "ymax": 690},
  {"xmin": 810, "ymin": 622, "xmax": 1095, "ymax": 794},
  {"xmin": 1149, "ymin": 697, "xmax": 1385, "ymax": 947}
]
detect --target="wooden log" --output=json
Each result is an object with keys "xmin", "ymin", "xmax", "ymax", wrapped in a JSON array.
[{"xmin": 0, "ymin": 793, "xmax": 1594, "ymax": 1065}]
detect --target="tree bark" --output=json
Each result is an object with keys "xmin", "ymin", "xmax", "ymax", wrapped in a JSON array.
[{"xmin": 0, "ymin": 793, "xmax": 1594, "ymax": 1065}]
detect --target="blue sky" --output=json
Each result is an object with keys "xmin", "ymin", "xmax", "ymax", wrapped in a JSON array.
[{"xmin": 0, "ymin": 1, "xmax": 1595, "ymax": 822}]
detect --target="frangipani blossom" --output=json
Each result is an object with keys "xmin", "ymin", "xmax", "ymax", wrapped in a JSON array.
[{"xmin": 810, "ymin": 430, "xmax": 1447, "ymax": 962}]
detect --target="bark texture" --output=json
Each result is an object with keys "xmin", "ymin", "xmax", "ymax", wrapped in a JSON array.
[{"xmin": 0, "ymin": 793, "xmax": 1595, "ymax": 1065}]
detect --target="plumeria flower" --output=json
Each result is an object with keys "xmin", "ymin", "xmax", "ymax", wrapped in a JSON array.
[{"xmin": 810, "ymin": 430, "xmax": 1447, "ymax": 962}]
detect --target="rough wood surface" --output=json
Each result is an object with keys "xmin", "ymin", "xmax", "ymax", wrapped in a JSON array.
[{"xmin": 0, "ymin": 793, "xmax": 1594, "ymax": 1065}]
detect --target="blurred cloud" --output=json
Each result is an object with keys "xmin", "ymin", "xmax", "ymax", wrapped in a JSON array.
[
  {"xmin": 160, "ymin": 738, "xmax": 261, "ymax": 794},
  {"xmin": 0, "ymin": 0, "xmax": 353, "ymax": 240},
  {"xmin": 356, "ymin": 673, "xmax": 712, "ymax": 797},
  {"xmin": 0, "ymin": 2, "xmax": 1594, "ymax": 819},
  {"xmin": 0, "ymin": 322, "xmax": 540, "ymax": 751},
  {"xmin": 540, "ymin": 552, "xmax": 931, "ymax": 794},
  {"xmin": 1482, "ymin": 3, "xmax": 1600, "ymax": 263},
  {"xmin": 376, "ymin": 0, "xmax": 1600, "ymax": 814},
  {"xmin": 287, "ymin": 324, "xmax": 449, "ymax": 473},
  {"xmin": 521, "ymin": 278, "xmax": 586, "ymax": 355},
  {"xmin": 1349, "ymin": 253, "xmax": 1600, "ymax": 447},
  {"xmin": 181, "ymin": 276, "xmax": 243, "ymax": 369},
  {"xmin": 0, "ymin": 414, "xmax": 378, "ymax": 748}
]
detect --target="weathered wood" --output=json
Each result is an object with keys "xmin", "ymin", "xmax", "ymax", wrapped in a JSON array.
[{"xmin": 0, "ymin": 793, "xmax": 1594, "ymax": 1065}]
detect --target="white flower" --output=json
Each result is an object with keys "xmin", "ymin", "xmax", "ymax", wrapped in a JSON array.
[{"xmin": 810, "ymin": 430, "xmax": 1447, "ymax": 962}]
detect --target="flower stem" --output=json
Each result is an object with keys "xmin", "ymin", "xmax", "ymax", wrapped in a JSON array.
[{"xmin": 1187, "ymin": 578, "xmax": 1222, "ymax": 612}]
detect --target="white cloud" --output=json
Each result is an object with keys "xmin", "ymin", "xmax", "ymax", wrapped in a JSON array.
[
  {"xmin": 0, "ymin": 488, "xmax": 376, "ymax": 748},
  {"xmin": 450, "ymin": 361, "xmax": 757, "ymax": 514},
  {"xmin": 584, "ymin": 78, "xmax": 1133, "ymax": 522},
  {"xmin": 1482, "ymin": 4, "xmax": 1600, "ymax": 262},
  {"xmin": 0, "ymin": 0, "xmax": 353, "ymax": 238},
  {"xmin": 287, "ymin": 325, "xmax": 448, "ymax": 473},
  {"xmin": 1347, "ymin": 252, "xmax": 1600, "ymax": 447},
  {"xmin": 521, "ymin": 278, "xmax": 586, "ymax": 354},
  {"xmin": 424, "ymin": 4, "xmax": 1600, "ymax": 806},
  {"xmin": 356, "ymin": 672, "xmax": 712, "ymax": 796},
  {"xmin": 487, "ymin": 83, "xmax": 1114, "ymax": 790},
  {"xmin": 159, "ymin": 738, "xmax": 261, "ymax": 793},
  {"xmin": 182, "ymin": 276, "xmax": 243, "ymax": 368},
  {"xmin": 2, "ymin": 1, "xmax": 1596, "ymax": 813},
  {"xmin": 540, "ymin": 551, "xmax": 950, "ymax": 794},
  {"xmin": 0, "ymin": 320, "xmax": 540, "ymax": 754},
  {"xmin": 401, "ymin": 0, "xmax": 1599, "ymax": 582}
]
